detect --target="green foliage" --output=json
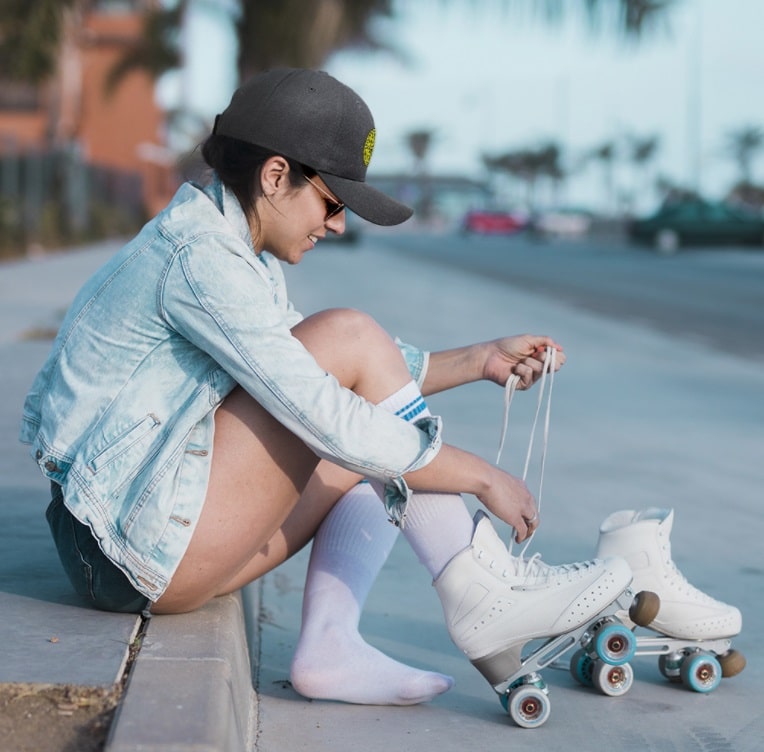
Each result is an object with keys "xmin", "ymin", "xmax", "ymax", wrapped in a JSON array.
[
  {"xmin": 725, "ymin": 125, "xmax": 764, "ymax": 184},
  {"xmin": 236, "ymin": 0, "xmax": 395, "ymax": 79},
  {"xmin": 0, "ymin": 1, "xmax": 679, "ymax": 89},
  {"xmin": 483, "ymin": 143, "xmax": 564, "ymax": 181},
  {"xmin": 0, "ymin": 0, "xmax": 75, "ymax": 83},
  {"xmin": 0, "ymin": 150, "xmax": 146, "ymax": 258},
  {"xmin": 104, "ymin": 2, "xmax": 185, "ymax": 95}
]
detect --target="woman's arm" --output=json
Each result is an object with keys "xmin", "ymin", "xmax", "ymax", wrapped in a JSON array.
[
  {"xmin": 421, "ymin": 334, "xmax": 566, "ymax": 396},
  {"xmin": 403, "ymin": 442, "xmax": 538, "ymax": 542}
]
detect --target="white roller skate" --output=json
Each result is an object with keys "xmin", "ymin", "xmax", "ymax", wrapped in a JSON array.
[
  {"xmin": 596, "ymin": 508, "xmax": 745, "ymax": 693},
  {"xmin": 434, "ymin": 511, "xmax": 656, "ymax": 728}
]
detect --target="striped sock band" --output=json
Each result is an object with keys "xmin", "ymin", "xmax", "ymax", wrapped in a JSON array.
[{"xmin": 377, "ymin": 380, "xmax": 431, "ymax": 421}]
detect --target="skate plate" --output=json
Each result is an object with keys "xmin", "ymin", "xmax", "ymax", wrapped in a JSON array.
[
  {"xmin": 634, "ymin": 632, "xmax": 745, "ymax": 693},
  {"xmin": 493, "ymin": 587, "xmax": 645, "ymax": 728}
]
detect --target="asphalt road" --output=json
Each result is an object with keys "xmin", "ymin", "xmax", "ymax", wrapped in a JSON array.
[{"xmin": 376, "ymin": 231, "xmax": 764, "ymax": 361}]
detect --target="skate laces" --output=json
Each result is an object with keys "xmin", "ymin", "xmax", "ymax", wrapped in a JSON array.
[
  {"xmin": 479, "ymin": 547, "xmax": 594, "ymax": 584},
  {"xmin": 665, "ymin": 555, "xmax": 715, "ymax": 601},
  {"xmin": 495, "ymin": 346, "xmax": 564, "ymax": 572},
  {"xmin": 493, "ymin": 348, "xmax": 599, "ymax": 583}
]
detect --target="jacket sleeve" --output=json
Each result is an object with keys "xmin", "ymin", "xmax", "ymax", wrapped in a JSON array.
[
  {"xmin": 160, "ymin": 234, "xmax": 441, "ymax": 494},
  {"xmin": 395, "ymin": 338, "xmax": 429, "ymax": 388}
]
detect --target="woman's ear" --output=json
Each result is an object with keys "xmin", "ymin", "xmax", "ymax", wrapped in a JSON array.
[{"xmin": 260, "ymin": 156, "xmax": 291, "ymax": 197}]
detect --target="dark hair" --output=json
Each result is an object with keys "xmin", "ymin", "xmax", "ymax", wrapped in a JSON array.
[{"xmin": 201, "ymin": 134, "xmax": 313, "ymax": 232}]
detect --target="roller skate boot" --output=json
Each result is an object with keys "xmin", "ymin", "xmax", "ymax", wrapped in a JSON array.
[
  {"xmin": 434, "ymin": 511, "xmax": 647, "ymax": 727},
  {"xmin": 597, "ymin": 508, "xmax": 745, "ymax": 691}
]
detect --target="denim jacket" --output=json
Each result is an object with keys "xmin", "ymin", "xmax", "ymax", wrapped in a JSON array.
[{"xmin": 20, "ymin": 177, "xmax": 442, "ymax": 600}]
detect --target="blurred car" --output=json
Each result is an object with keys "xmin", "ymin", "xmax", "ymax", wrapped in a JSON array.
[
  {"xmin": 629, "ymin": 199, "xmax": 764, "ymax": 253},
  {"xmin": 532, "ymin": 207, "xmax": 594, "ymax": 238},
  {"xmin": 461, "ymin": 208, "xmax": 527, "ymax": 235}
]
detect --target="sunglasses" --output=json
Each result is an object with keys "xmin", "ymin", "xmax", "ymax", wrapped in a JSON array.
[{"xmin": 304, "ymin": 175, "xmax": 345, "ymax": 221}]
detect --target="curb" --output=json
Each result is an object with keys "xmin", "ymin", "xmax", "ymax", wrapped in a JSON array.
[{"xmin": 106, "ymin": 586, "xmax": 259, "ymax": 752}]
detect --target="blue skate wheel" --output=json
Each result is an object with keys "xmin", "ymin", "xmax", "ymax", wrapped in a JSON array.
[
  {"xmin": 680, "ymin": 652, "xmax": 722, "ymax": 693},
  {"xmin": 593, "ymin": 623, "xmax": 636, "ymax": 665},
  {"xmin": 506, "ymin": 685, "xmax": 551, "ymax": 729},
  {"xmin": 569, "ymin": 648, "xmax": 594, "ymax": 687}
]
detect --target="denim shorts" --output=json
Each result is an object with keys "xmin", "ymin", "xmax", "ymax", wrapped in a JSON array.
[{"xmin": 46, "ymin": 482, "xmax": 151, "ymax": 614}]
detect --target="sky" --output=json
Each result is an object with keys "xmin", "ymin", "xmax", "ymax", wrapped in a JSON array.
[{"xmin": 166, "ymin": 0, "xmax": 764, "ymax": 213}]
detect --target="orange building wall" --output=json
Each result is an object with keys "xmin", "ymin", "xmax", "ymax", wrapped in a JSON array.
[
  {"xmin": 79, "ymin": 13, "xmax": 165, "ymax": 172},
  {"xmin": 0, "ymin": 111, "xmax": 49, "ymax": 150},
  {"xmin": 0, "ymin": 8, "xmax": 177, "ymax": 215}
]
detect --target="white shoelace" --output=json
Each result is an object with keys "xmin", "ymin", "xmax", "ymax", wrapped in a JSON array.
[{"xmin": 495, "ymin": 346, "xmax": 556, "ymax": 563}]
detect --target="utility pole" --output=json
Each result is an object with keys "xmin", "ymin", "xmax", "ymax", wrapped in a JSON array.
[{"xmin": 686, "ymin": 1, "xmax": 703, "ymax": 195}]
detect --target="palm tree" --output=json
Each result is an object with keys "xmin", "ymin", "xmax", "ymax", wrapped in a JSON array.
[
  {"xmin": 405, "ymin": 130, "xmax": 435, "ymax": 174},
  {"xmin": 624, "ymin": 133, "xmax": 660, "ymax": 213},
  {"xmin": 483, "ymin": 141, "xmax": 564, "ymax": 212},
  {"xmin": 1, "ymin": 1, "xmax": 680, "ymax": 91},
  {"xmin": 1, "ymin": 0, "xmax": 682, "ymax": 145},
  {"xmin": 588, "ymin": 140, "xmax": 618, "ymax": 215},
  {"xmin": 404, "ymin": 128, "xmax": 437, "ymax": 218},
  {"xmin": 0, "ymin": 0, "xmax": 74, "ymax": 84},
  {"xmin": 0, "ymin": 0, "xmax": 88, "ymax": 145},
  {"xmin": 724, "ymin": 125, "xmax": 764, "ymax": 185},
  {"xmin": 235, "ymin": 0, "xmax": 397, "ymax": 81}
]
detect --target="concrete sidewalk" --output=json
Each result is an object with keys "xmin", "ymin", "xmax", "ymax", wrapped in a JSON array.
[
  {"xmin": 1, "ymin": 238, "xmax": 762, "ymax": 751},
  {"xmin": 0, "ymin": 243, "xmax": 256, "ymax": 751}
]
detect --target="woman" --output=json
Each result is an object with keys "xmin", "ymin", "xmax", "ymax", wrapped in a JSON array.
[{"xmin": 21, "ymin": 68, "xmax": 633, "ymax": 706}]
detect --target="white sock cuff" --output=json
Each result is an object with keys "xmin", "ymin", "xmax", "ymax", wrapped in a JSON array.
[
  {"xmin": 401, "ymin": 492, "xmax": 474, "ymax": 578},
  {"xmin": 312, "ymin": 483, "xmax": 397, "ymax": 565},
  {"xmin": 376, "ymin": 380, "xmax": 431, "ymax": 421},
  {"xmin": 404, "ymin": 491, "xmax": 472, "ymax": 529}
]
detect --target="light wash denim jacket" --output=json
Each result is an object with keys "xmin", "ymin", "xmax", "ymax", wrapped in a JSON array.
[{"xmin": 20, "ymin": 177, "xmax": 442, "ymax": 601}]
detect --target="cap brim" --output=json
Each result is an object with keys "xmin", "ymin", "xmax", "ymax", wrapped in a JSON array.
[{"xmin": 319, "ymin": 172, "xmax": 413, "ymax": 226}]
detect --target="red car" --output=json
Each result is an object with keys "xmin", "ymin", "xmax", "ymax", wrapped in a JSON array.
[{"xmin": 462, "ymin": 209, "xmax": 526, "ymax": 235}]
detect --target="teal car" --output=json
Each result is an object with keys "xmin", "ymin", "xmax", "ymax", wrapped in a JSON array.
[{"xmin": 629, "ymin": 200, "xmax": 764, "ymax": 253}]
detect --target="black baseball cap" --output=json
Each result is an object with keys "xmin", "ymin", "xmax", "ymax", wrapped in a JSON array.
[{"xmin": 212, "ymin": 68, "xmax": 413, "ymax": 226}]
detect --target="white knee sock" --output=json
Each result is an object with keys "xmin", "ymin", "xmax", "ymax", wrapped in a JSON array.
[
  {"xmin": 290, "ymin": 381, "xmax": 454, "ymax": 705},
  {"xmin": 401, "ymin": 492, "xmax": 474, "ymax": 579},
  {"xmin": 290, "ymin": 482, "xmax": 454, "ymax": 704}
]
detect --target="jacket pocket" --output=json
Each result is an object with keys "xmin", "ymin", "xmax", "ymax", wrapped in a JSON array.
[{"xmin": 87, "ymin": 413, "xmax": 162, "ymax": 475}]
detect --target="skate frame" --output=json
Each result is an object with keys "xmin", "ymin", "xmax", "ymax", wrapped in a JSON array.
[
  {"xmin": 493, "ymin": 587, "xmax": 638, "ymax": 696},
  {"xmin": 633, "ymin": 635, "xmax": 733, "ymax": 660}
]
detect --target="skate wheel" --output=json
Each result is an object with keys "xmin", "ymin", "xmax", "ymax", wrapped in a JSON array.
[
  {"xmin": 658, "ymin": 652, "xmax": 683, "ymax": 682},
  {"xmin": 718, "ymin": 649, "xmax": 746, "ymax": 678},
  {"xmin": 594, "ymin": 623, "xmax": 636, "ymax": 665},
  {"xmin": 569, "ymin": 648, "xmax": 594, "ymax": 687},
  {"xmin": 505, "ymin": 685, "xmax": 551, "ymax": 729},
  {"xmin": 680, "ymin": 652, "xmax": 722, "ymax": 693},
  {"xmin": 592, "ymin": 660, "xmax": 634, "ymax": 697},
  {"xmin": 629, "ymin": 590, "xmax": 660, "ymax": 627}
]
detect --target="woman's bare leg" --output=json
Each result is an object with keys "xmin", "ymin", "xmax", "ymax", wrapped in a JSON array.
[{"xmin": 153, "ymin": 308, "xmax": 413, "ymax": 613}]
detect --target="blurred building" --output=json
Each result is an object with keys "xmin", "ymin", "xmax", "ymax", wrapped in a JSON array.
[{"xmin": 0, "ymin": 0, "xmax": 176, "ymax": 220}]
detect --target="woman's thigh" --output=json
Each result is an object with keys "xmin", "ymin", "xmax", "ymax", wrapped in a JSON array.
[
  {"xmin": 153, "ymin": 386, "xmax": 323, "ymax": 612},
  {"xmin": 154, "ymin": 308, "xmax": 407, "ymax": 613}
]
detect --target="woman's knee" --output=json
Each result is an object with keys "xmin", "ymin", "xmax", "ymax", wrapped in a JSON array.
[
  {"xmin": 293, "ymin": 308, "xmax": 408, "ymax": 390},
  {"xmin": 294, "ymin": 308, "xmax": 387, "ymax": 348}
]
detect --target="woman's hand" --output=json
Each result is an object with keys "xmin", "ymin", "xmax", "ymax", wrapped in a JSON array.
[
  {"xmin": 476, "ymin": 464, "xmax": 540, "ymax": 543},
  {"xmin": 481, "ymin": 334, "xmax": 565, "ymax": 390},
  {"xmin": 422, "ymin": 334, "xmax": 565, "ymax": 396}
]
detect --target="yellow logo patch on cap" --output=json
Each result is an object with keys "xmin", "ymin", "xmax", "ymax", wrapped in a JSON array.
[{"xmin": 363, "ymin": 129, "xmax": 376, "ymax": 167}]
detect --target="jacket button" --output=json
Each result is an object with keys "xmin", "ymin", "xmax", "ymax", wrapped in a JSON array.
[
  {"xmin": 35, "ymin": 450, "xmax": 43, "ymax": 460},
  {"xmin": 44, "ymin": 460, "xmax": 58, "ymax": 472}
]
